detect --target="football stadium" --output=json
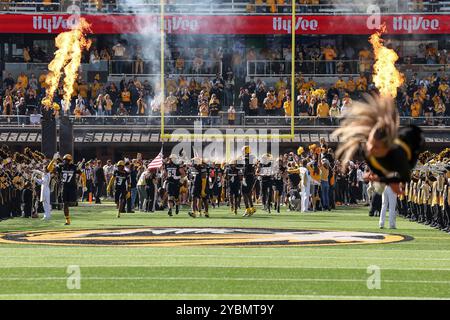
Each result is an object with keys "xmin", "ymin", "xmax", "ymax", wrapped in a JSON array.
[{"xmin": 0, "ymin": 0, "xmax": 450, "ymax": 303}]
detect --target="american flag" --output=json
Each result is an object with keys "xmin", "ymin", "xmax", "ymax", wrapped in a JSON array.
[{"xmin": 148, "ymin": 149, "xmax": 163, "ymax": 170}]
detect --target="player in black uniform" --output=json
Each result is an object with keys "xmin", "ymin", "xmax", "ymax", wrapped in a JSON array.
[
  {"xmin": 241, "ymin": 146, "xmax": 256, "ymax": 217},
  {"xmin": 258, "ymin": 154, "xmax": 274, "ymax": 213},
  {"xmin": 188, "ymin": 158, "xmax": 210, "ymax": 218},
  {"xmin": 107, "ymin": 161, "xmax": 131, "ymax": 218},
  {"xmin": 164, "ymin": 154, "xmax": 185, "ymax": 217},
  {"xmin": 225, "ymin": 160, "xmax": 242, "ymax": 215},
  {"xmin": 48, "ymin": 154, "xmax": 81, "ymax": 225},
  {"xmin": 287, "ymin": 160, "xmax": 301, "ymax": 211},
  {"xmin": 273, "ymin": 157, "xmax": 286, "ymax": 213}
]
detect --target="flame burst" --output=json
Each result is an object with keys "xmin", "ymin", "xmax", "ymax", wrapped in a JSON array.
[
  {"xmin": 44, "ymin": 18, "xmax": 92, "ymax": 111},
  {"xmin": 369, "ymin": 24, "xmax": 404, "ymax": 99}
]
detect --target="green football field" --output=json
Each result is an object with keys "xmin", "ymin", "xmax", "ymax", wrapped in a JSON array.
[{"xmin": 0, "ymin": 203, "xmax": 450, "ymax": 300}]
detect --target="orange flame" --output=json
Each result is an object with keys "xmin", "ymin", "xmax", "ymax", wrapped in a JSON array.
[
  {"xmin": 369, "ymin": 24, "xmax": 404, "ymax": 99},
  {"xmin": 44, "ymin": 18, "xmax": 91, "ymax": 111}
]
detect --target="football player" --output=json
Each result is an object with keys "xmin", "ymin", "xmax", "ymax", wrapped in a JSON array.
[{"xmin": 48, "ymin": 154, "xmax": 81, "ymax": 225}]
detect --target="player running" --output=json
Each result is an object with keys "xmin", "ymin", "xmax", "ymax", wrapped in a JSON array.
[
  {"xmin": 241, "ymin": 146, "xmax": 256, "ymax": 217},
  {"xmin": 107, "ymin": 160, "xmax": 131, "ymax": 218},
  {"xmin": 164, "ymin": 154, "xmax": 185, "ymax": 217},
  {"xmin": 48, "ymin": 154, "xmax": 81, "ymax": 225},
  {"xmin": 258, "ymin": 154, "xmax": 274, "ymax": 213},
  {"xmin": 225, "ymin": 159, "xmax": 242, "ymax": 215}
]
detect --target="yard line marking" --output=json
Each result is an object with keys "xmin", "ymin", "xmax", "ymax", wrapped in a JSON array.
[
  {"xmin": 1, "ymin": 265, "xmax": 450, "ymax": 271},
  {"xmin": 1, "ymin": 276, "xmax": 450, "ymax": 285},
  {"xmin": 0, "ymin": 293, "xmax": 447, "ymax": 300},
  {"xmin": 2, "ymin": 254, "xmax": 450, "ymax": 261}
]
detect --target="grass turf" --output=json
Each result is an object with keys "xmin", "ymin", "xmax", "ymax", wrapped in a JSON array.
[{"xmin": 0, "ymin": 203, "xmax": 450, "ymax": 300}]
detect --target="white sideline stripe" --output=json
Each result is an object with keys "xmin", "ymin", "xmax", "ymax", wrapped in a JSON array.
[
  {"xmin": 1, "ymin": 276, "xmax": 450, "ymax": 284},
  {"xmin": 0, "ymin": 293, "xmax": 447, "ymax": 300},
  {"xmin": 0, "ymin": 265, "xmax": 450, "ymax": 271},
  {"xmin": 2, "ymin": 254, "xmax": 450, "ymax": 261}
]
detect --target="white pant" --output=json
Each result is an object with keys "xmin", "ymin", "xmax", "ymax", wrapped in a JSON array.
[
  {"xmin": 380, "ymin": 186, "xmax": 397, "ymax": 228},
  {"xmin": 42, "ymin": 194, "xmax": 52, "ymax": 220},
  {"xmin": 301, "ymin": 184, "xmax": 310, "ymax": 212}
]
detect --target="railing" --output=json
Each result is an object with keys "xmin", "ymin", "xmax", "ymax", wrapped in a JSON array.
[
  {"xmin": 1, "ymin": 1, "xmax": 449, "ymax": 14},
  {"xmin": 247, "ymin": 59, "xmax": 361, "ymax": 77},
  {"xmin": 247, "ymin": 60, "xmax": 450, "ymax": 77},
  {"xmin": 0, "ymin": 115, "xmax": 448, "ymax": 128},
  {"xmin": 108, "ymin": 59, "xmax": 223, "ymax": 77}
]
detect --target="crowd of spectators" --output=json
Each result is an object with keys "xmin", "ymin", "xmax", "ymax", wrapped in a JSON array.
[
  {"xmin": 1, "ymin": 63, "xmax": 449, "ymax": 126},
  {"xmin": 246, "ymin": 42, "xmax": 449, "ymax": 77}
]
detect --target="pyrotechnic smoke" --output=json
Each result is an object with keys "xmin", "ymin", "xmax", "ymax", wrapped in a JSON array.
[
  {"xmin": 369, "ymin": 24, "xmax": 404, "ymax": 98},
  {"xmin": 44, "ymin": 18, "xmax": 92, "ymax": 110}
]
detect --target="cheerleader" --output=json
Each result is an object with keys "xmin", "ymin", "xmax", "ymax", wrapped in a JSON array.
[{"xmin": 333, "ymin": 95, "xmax": 424, "ymax": 195}]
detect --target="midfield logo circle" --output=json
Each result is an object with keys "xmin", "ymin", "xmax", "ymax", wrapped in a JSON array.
[{"xmin": 0, "ymin": 227, "xmax": 412, "ymax": 247}]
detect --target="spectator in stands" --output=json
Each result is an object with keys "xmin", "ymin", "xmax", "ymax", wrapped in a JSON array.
[
  {"xmin": 23, "ymin": 47, "xmax": 32, "ymax": 63},
  {"xmin": 3, "ymin": 90, "xmax": 13, "ymax": 122},
  {"xmin": 224, "ymin": 74, "xmax": 235, "ymax": 107},
  {"xmin": 322, "ymin": 45, "xmax": 337, "ymax": 75},
  {"xmin": 228, "ymin": 105, "xmax": 236, "ymax": 125},
  {"xmin": 346, "ymin": 76, "xmax": 356, "ymax": 96},
  {"xmin": 95, "ymin": 94, "xmax": 105, "ymax": 116},
  {"xmin": 100, "ymin": 48, "xmax": 111, "ymax": 61},
  {"xmin": 90, "ymin": 49, "xmax": 101, "ymax": 70},
  {"xmin": 358, "ymin": 47, "xmax": 371, "ymax": 74},
  {"xmin": 283, "ymin": 95, "xmax": 292, "ymax": 123},
  {"xmin": 426, "ymin": 44, "xmax": 438, "ymax": 64},
  {"xmin": 239, "ymin": 88, "xmax": 251, "ymax": 115},
  {"xmin": 112, "ymin": 41, "xmax": 127, "ymax": 74},
  {"xmin": 165, "ymin": 92, "xmax": 178, "ymax": 122},
  {"xmin": 356, "ymin": 73, "xmax": 368, "ymax": 94},
  {"xmin": 209, "ymin": 93, "xmax": 221, "ymax": 125},
  {"xmin": 411, "ymin": 98, "xmax": 422, "ymax": 123},
  {"xmin": 329, "ymin": 99, "xmax": 341, "ymax": 125},
  {"xmin": 134, "ymin": 46, "xmax": 144, "ymax": 74},
  {"xmin": 263, "ymin": 91, "xmax": 276, "ymax": 116},
  {"xmin": 137, "ymin": 94, "xmax": 147, "ymax": 116},
  {"xmin": 335, "ymin": 76, "xmax": 347, "ymax": 95},
  {"xmin": 316, "ymin": 98, "xmax": 330, "ymax": 125},
  {"xmin": 117, "ymin": 103, "xmax": 128, "ymax": 116},
  {"xmin": 3, "ymin": 73, "xmax": 15, "ymax": 89},
  {"xmin": 199, "ymin": 97, "xmax": 209, "ymax": 125},
  {"xmin": 104, "ymin": 94, "xmax": 113, "ymax": 116},
  {"xmin": 17, "ymin": 72, "xmax": 28, "ymax": 90},
  {"xmin": 435, "ymin": 96, "xmax": 446, "ymax": 125},
  {"xmin": 16, "ymin": 97, "xmax": 28, "ymax": 125},
  {"xmin": 249, "ymin": 93, "xmax": 259, "ymax": 116},
  {"xmin": 297, "ymin": 92, "xmax": 309, "ymax": 117},
  {"xmin": 423, "ymin": 94, "xmax": 435, "ymax": 125},
  {"xmin": 121, "ymin": 86, "xmax": 132, "ymax": 113}
]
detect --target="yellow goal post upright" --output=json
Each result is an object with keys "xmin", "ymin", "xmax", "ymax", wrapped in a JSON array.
[{"xmin": 159, "ymin": 0, "xmax": 297, "ymax": 154}]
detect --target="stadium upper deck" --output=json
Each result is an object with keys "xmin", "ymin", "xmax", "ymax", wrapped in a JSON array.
[{"xmin": 0, "ymin": 0, "xmax": 449, "ymax": 15}]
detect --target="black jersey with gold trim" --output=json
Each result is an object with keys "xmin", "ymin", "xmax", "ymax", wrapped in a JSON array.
[{"xmin": 366, "ymin": 125, "xmax": 424, "ymax": 183}]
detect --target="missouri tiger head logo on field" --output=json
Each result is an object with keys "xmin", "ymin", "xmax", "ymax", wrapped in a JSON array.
[{"xmin": 0, "ymin": 227, "xmax": 412, "ymax": 247}]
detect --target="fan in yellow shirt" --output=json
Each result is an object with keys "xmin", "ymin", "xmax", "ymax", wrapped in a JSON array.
[
  {"xmin": 410, "ymin": 99, "xmax": 422, "ymax": 118},
  {"xmin": 356, "ymin": 74, "xmax": 368, "ymax": 91},
  {"xmin": 335, "ymin": 77, "xmax": 347, "ymax": 91},
  {"xmin": 17, "ymin": 73, "xmax": 28, "ymax": 89},
  {"xmin": 317, "ymin": 99, "xmax": 330, "ymax": 118},
  {"xmin": 283, "ymin": 96, "xmax": 292, "ymax": 118}
]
